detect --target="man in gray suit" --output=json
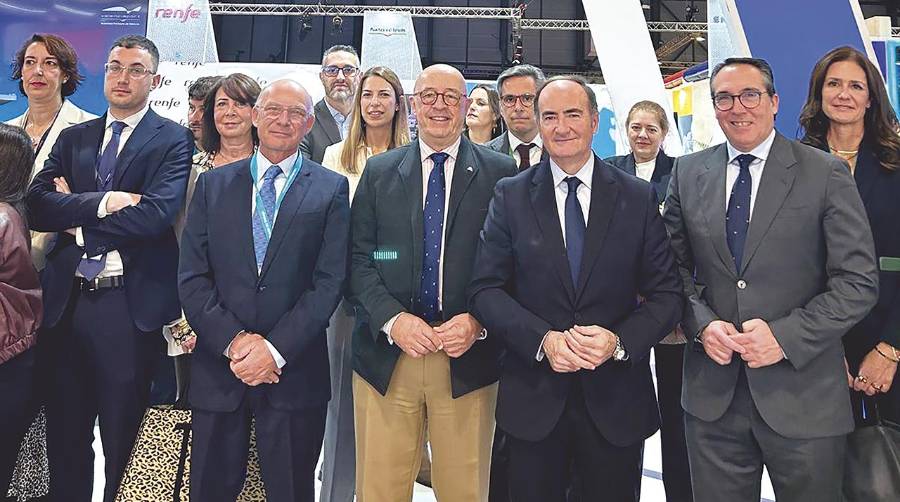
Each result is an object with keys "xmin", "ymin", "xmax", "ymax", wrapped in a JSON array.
[
  {"xmin": 485, "ymin": 64, "xmax": 547, "ymax": 172},
  {"xmin": 663, "ymin": 57, "xmax": 879, "ymax": 502},
  {"xmin": 299, "ymin": 45, "xmax": 360, "ymax": 163}
]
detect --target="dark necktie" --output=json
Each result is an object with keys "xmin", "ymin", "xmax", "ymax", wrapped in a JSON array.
[
  {"xmin": 726, "ymin": 154, "xmax": 756, "ymax": 272},
  {"xmin": 252, "ymin": 164, "xmax": 283, "ymax": 269},
  {"xmin": 515, "ymin": 143, "xmax": 536, "ymax": 171},
  {"xmin": 564, "ymin": 176, "xmax": 586, "ymax": 286},
  {"xmin": 77, "ymin": 121, "xmax": 126, "ymax": 281},
  {"xmin": 419, "ymin": 152, "xmax": 448, "ymax": 322}
]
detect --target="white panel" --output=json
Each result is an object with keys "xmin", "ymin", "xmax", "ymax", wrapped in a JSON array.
[
  {"xmin": 146, "ymin": 0, "xmax": 219, "ymax": 63},
  {"xmin": 360, "ymin": 11, "xmax": 423, "ymax": 81}
]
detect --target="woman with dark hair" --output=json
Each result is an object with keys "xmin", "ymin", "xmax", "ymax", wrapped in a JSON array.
[
  {"xmin": 6, "ymin": 33, "xmax": 96, "ymax": 269},
  {"xmin": 0, "ymin": 123, "xmax": 43, "ymax": 498},
  {"xmin": 800, "ymin": 46, "xmax": 900, "ymax": 423},
  {"xmin": 465, "ymin": 84, "xmax": 504, "ymax": 144}
]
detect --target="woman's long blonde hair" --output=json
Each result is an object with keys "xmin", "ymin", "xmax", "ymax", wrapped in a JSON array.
[{"xmin": 340, "ymin": 66, "xmax": 410, "ymax": 174}]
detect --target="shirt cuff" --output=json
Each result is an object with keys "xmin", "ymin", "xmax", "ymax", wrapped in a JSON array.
[
  {"xmin": 264, "ymin": 339, "xmax": 287, "ymax": 369},
  {"xmin": 536, "ymin": 330, "xmax": 551, "ymax": 361},
  {"xmin": 76, "ymin": 227, "xmax": 84, "ymax": 247},
  {"xmin": 97, "ymin": 192, "xmax": 112, "ymax": 218},
  {"xmin": 382, "ymin": 312, "xmax": 403, "ymax": 345}
]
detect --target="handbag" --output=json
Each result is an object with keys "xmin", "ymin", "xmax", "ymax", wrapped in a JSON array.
[{"xmin": 842, "ymin": 398, "xmax": 900, "ymax": 501}]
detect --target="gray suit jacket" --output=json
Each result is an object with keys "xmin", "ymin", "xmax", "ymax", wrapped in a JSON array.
[
  {"xmin": 663, "ymin": 133, "xmax": 879, "ymax": 439},
  {"xmin": 300, "ymin": 99, "xmax": 342, "ymax": 164}
]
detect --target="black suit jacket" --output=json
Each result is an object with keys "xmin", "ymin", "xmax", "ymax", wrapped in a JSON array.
[
  {"xmin": 350, "ymin": 137, "xmax": 518, "ymax": 398},
  {"xmin": 26, "ymin": 109, "xmax": 193, "ymax": 331},
  {"xmin": 299, "ymin": 99, "xmax": 342, "ymax": 164},
  {"xmin": 485, "ymin": 132, "xmax": 549, "ymax": 170},
  {"xmin": 179, "ymin": 156, "xmax": 349, "ymax": 412},
  {"xmin": 468, "ymin": 156, "xmax": 683, "ymax": 445},
  {"xmin": 604, "ymin": 150, "xmax": 674, "ymax": 206}
]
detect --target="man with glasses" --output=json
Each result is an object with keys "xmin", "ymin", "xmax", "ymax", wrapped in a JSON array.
[
  {"xmin": 663, "ymin": 57, "xmax": 878, "ymax": 501},
  {"xmin": 300, "ymin": 44, "xmax": 361, "ymax": 163},
  {"xmin": 486, "ymin": 64, "xmax": 548, "ymax": 172},
  {"xmin": 180, "ymin": 78, "xmax": 350, "ymax": 501},
  {"xmin": 26, "ymin": 35, "xmax": 193, "ymax": 502},
  {"xmin": 350, "ymin": 64, "xmax": 516, "ymax": 501}
]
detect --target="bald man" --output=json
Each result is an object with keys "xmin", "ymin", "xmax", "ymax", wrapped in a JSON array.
[
  {"xmin": 349, "ymin": 64, "xmax": 517, "ymax": 501},
  {"xmin": 179, "ymin": 79, "xmax": 351, "ymax": 502}
]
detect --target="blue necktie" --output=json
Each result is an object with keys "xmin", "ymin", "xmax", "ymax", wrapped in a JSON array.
[
  {"xmin": 252, "ymin": 164, "xmax": 282, "ymax": 270},
  {"xmin": 564, "ymin": 176, "xmax": 585, "ymax": 286},
  {"xmin": 77, "ymin": 121, "xmax": 126, "ymax": 281},
  {"xmin": 419, "ymin": 152, "xmax": 448, "ymax": 322},
  {"xmin": 726, "ymin": 154, "xmax": 756, "ymax": 272}
]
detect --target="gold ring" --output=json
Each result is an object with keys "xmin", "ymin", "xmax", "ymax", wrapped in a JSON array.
[
  {"xmin": 857, "ymin": 375, "xmax": 869, "ymax": 384},
  {"xmin": 874, "ymin": 383, "xmax": 885, "ymax": 392}
]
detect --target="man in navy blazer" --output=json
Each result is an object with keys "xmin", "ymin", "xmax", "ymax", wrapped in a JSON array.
[
  {"xmin": 469, "ymin": 76, "xmax": 683, "ymax": 502},
  {"xmin": 179, "ymin": 78, "xmax": 349, "ymax": 502},
  {"xmin": 26, "ymin": 36, "xmax": 192, "ymax": 502}
]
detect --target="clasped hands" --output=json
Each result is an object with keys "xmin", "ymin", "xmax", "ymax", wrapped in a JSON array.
[
  {"xmin": 228, "ymin": 331, "xmax": 280, "ymax": 386},
  {"xmin": 542, "ymin": 325, "xmax": 618, "ymax": 373},
  {"xmin": 53, "ymin": 177, "xmax": 141, "ymax": 236},
  {"xmin": 389, "ymin": 312, "xmax": 481, "ymax": 358},
  {"xmin": 701, "ymin": 319, "xmax": 784, "ymax": 368}
]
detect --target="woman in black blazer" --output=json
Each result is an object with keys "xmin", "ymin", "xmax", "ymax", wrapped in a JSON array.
[{"xmin": 800, "ymin": 46, "xmax": 900, "ymax": 422}]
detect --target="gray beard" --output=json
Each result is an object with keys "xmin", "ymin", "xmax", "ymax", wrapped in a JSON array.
[{"xmin": 329, "ymin": 89, "xmax": 353, "ymax": 103}]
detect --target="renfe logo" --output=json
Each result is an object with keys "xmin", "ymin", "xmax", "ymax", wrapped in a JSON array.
[{"xmin": 155, "ymin": 4, "xmax": 200, "ymax": 23}]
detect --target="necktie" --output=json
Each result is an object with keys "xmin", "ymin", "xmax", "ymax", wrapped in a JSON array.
[
  {"xmin": 564, "ymin": 176, "xmax": 586, "ymax": 286},
  {"xmin": 515, "ymin": 143, "xmax": 536, "ymax": 171},
  {"xmin": 419, "ymin": 152, "xmax": 448, "ymax": 322},
  {"xmin": 726, "ymin": 154, "xmax": 756, "ymax": 272},
  {"xmin": 77, "ymin": 121, "xmax": 126, "ymax": 281},
  {"xmin": 252, "ymin": 164, "xmax": 283, "ymax": 269}
]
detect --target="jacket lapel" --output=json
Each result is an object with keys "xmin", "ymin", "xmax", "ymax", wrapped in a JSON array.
[
  {"xmin": 397, "ymin": 143, "xmax": 425, "ymax": 291},
  {"xmin": 575, "ymin": 157, "xmax": 618, "ymax": 302},
  {"xmin": 113, "ymin": 109, "xmax": 163, "ymax": 188},
  {"xmin": 258, "ymin": 159, "xmax": 314, "ymax": 281},
  {"xmin": 316, "ymin": 100, "xmax": 342, "ymax": 145},
  {"xmin": 75, "ymin": 117, "xmax": 106, "ymax": 192},
  {"xmin": 225, "ymin": 161, "xmax": 258, "ymax": 279},
  {"xmin": 623, "ymin": 154, "xmax": 637, "ymax": 176},
  {"xmin": 697, "ymin": 144, "xmax": 735, "ymax": 274},
  {"xmin": 852, "ymin": 145, "xmax": 878, "ymax": 205},
  {"xmin": 446, "ymin": 137, "xmax": 479, "ymax": 237},
  {"xmin": 530, "ymin": 162, "xmax": 576, "ymax": 302}
]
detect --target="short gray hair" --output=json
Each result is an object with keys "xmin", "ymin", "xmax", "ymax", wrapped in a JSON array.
[
  {"xmin": 496, "ymin": 64, "xmax": 546, "ymax": 95},
  {"xmin": 321, "ymin": 45, "xmax": 359, "ymax": 66},
  {"xmin": 534, "ymin": 75, "xmax": 598, "ymax": 115}
]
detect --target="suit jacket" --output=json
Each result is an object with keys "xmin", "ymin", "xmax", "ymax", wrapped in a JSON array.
[
  {"xmin": 663, "ymin": 133, "xmax": 879, "ymax": 439},
  {"xmin": 604, "ymin": 150, "xmax": 674, "ymax": 207},
  {"xmin": 26, "ymin": 108, "xmax": 193, "ymax": 331},
  {"xmin": 299, "ymin": 99, "xmax": 342, "ymax": 164},
  {"xmin": 6, "ymin": 99, "xmax": 98, "ymax": 180},
  {"xmin": 468, "ymin": 155, "xmax": 683, "ymax": 445},
  {"xmin": 350, "ymin": 137, "xmax": 517, "ymax": 398},
  {"xmin": 485, "ymin": 132, "xmax": 549, "ymax": 169},
  {"xmin": 179, "ymin": 156, "xmax": 350, "ymax": 412}
]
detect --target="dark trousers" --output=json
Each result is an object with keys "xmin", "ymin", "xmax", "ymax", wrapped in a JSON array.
[
  {"xmin": 43, "ymin": 286, "xmax": 157, "ymax": 502},
  {"xmin": 191, "ymin": 389, "xmax": 326, "ymax": 502},
  {"xmin": 655, "ymin": 343, "xmax": 693, "ymax": 502},
  {"xmin": 0, "ymin": 349, "xmax": 35, "ymax": 502},
  {"xmin": 685, "ymin": 368, "xmax": 847, "ymax": 502},
  {"xmin": 507, "ymin": 382, "xmax": 644, "ymax": 502}
]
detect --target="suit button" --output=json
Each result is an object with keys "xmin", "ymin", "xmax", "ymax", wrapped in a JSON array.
[
  {"xmin": 258, "ymin": 285, "xmax": 267, "ymax": 292},
  {"xmin": 574, "ymin": 313, "xmax": 583, "ymax": 323},
  {"xmin": 737, "ymin": 280, "xmax": 747, "ymax": 290},
  {"xmin": 97, "ymin": 246, "xmax": 106, "ymax": 253}
]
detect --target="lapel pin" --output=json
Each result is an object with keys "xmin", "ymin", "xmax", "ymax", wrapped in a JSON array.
[{"xmin": 467, "ymin": 166, "xmax": 474, "ymax": 173}]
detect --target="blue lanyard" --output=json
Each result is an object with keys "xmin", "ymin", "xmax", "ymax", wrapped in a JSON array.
[{"xmin": 249, "ymin": 151, "xmax": 303, "ymax": 239}]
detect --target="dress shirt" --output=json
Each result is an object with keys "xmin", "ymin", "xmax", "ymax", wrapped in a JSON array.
[
  {"xmin": 75, "ymin": 105, "xmax": 150, "ymax": 279},
  {"xmin": 325, "ymin": 100, "xmax": 350, "ymax": 140},
  {"xmin": 724, "ymin": 129, "xmax": 776, "ymax": 217},
  {"xmin": 634, "ymin": 158, "xmax": 656, "ymax": 183},
  {"xmin": 508, "ymin": 132, "xmax": 544, "ymax": 167}
]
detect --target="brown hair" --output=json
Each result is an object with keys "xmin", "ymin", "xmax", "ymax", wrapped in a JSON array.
[
  {"xmin": 12, "ymin": 33, "xmax": 84, "ymax": 97},
  {"xmin": 465, "ymin": 84, "xmax": 505, "ymax": 139},
  {"xmin": 799, "ymin": 46, "xmax": 900, "ymax": 171},
  {"xmin": 339, "ymin": 66, "xmax": 410, "ymax": 175},
  {"xmin": 626, "ymin": 100, "xmax": 670, "ymax": 135},
  {"xmin": 201, "ymin": 73, "xmax": 261, "ymax": 154},
  {"xmin": 0, "ymin": 123, "xmax": 35, "ymax": 240}
]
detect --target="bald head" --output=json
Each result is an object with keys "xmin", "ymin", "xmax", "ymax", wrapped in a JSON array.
[
  {"xmin": 258, "ymin": 78, "xmax": 313, "ymax": 110},
  {"xmin": 415, "ymin": 64, "xmax": 466, "ymax": 94},
  {"xmin": 411, "ymin": 64, "xmax": 469, "ymax": 151},
  {"xmin": 252, "ymin": 78, "xmax": 315, "ymax": 163}
]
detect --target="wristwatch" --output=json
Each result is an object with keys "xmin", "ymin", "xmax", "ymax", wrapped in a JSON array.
[{"xmin": 612, "ymin": 334, "xmax": 629, "ymax": 361}]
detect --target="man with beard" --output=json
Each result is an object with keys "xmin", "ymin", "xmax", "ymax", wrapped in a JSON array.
[
  {"xmin": 187, "ymin": 75, "xmax": 222, "ymax": 152},
  {"xmin": 300, "ymin": 45, "xmax": 361, "ymax": 163}
]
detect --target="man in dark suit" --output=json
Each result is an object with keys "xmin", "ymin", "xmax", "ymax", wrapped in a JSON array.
[
  {"xmin": 663, "ymin": 58, "xmax": 879, "ymax": 502},
  {"xmin": 299, "ymin": 45, "xmax": 360, "ymax": 163},
  {"xmin": 350, "ymin": 63, "xmax": 516, "ymax": 501},
  {"xmin": 26, "ymin": 35, "xmax": 193, "ymax": 502},
  {"xmin": 469, "ymin": 75, "xmax": 683, "ymax": 502},
  {"xmin": 178, "ymin": 78, "xmax": 349, "ymax": 502},
  {"xmin": 486, "ymin": 64, "xmax": 548, "ymax": 172}
]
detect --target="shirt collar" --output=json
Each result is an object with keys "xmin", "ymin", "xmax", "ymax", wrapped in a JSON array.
[
  {"xmin": 255, "ymin": 149, "xmax": 298, "ymax": 182},
  {"xmin": 726, "ymin": 129, "xmax": 776, "ymax": 164},
  {"xmin": 550, "ymin": 154, "xmax": 594, "ymax": 191},
  {"xmin": 419, "ymin": 136, "xmax": 462, "ymax": 164},
  {"xmin": 105, "ymin": 104, "xmax": 149, "ymax": 131},
  {"xmin": 508, "ymin": 131, "xmax": 542, "ymax": 152},
  {"xmin": 324, "ymin": 99, "xmax": 347, "ymax": 123}
]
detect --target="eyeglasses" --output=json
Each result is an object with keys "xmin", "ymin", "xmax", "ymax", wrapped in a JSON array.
[
  {"xmin": 322, "ymin": 65, "xmax": 359, "ymax": 78},
  {"xmin": 104, "ymin": 63, "xmax": 154, "ymax": 78},
  {"xmin": 414, "ymin": 90, "xmax": 462, "ymax": 107},
  {"xmin": 500, "ymin": 93, "xmax": 536, "ymax": 108},
  {"xmin": 712, "ymin": 90, "xmax": 766, "ymax": 111},
  {"xmin": 259, "ymin": 104, "xmax": 309, "ymax": 122}
]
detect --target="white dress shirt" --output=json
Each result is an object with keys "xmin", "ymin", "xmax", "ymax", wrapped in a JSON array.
[
  {"xmin": 724, "ymin": 129, "xmax": 776, "ymax": 217},
  {"xmin": 508, "ymin": 132, "xmax": 544, "ymax": 167},
  {"xmin": 634, "ymin": 158, "xmax": 656, "ymax": 183}
]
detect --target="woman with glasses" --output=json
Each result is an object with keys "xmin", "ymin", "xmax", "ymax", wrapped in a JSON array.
[
  {"xmin": 464, "ymin": 84, "xmax": 504, "ymax": 145},
  {"xmin": 799, "ymin": 46, "xmax": 900, "ymax": 424}
]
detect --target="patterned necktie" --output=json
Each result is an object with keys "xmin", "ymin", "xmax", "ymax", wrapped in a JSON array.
[
  {"xmin": 564, "ymin": 176, "xmax": 586, "ymax": 286},
  {"xmin": 516, "ymin": 143, "xmax": 536, "ymax": 171},
  {"xmin": 726, "ymin": 154, "xmax": 756, "ymax": 272},
  {"xmin": 419, "ymin": 152, "xmax": 448, "ymax": 322},
  {"xmin": 77, "ymin": 121, "xmax": 126, "ymax": 281},
  {"xmin": 251, "ymin": 164, "xmax": 283, "ymax": 269}
]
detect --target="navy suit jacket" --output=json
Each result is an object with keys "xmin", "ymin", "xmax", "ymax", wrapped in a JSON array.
[
  {"xmin": 26, "ymin": 108, "xmax": 193, "ymax": 331},
  {"xmin": 468, "ymin": 156, "xmax": 683, "ymax": 445},
  {"xmin": 604, "ymin": 150, "xmax": 674, "ymax": 207},
  {"xmin": 179, "ymin": 156, "xmax": 350, "ymax": 412}
]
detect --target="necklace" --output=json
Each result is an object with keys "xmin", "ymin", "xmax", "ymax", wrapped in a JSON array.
[{"xmin": 24, "ymin": 103, "xmax": 63, "ymax": 152}]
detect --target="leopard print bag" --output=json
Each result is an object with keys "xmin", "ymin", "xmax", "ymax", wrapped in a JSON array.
[{"xmin": 115, "ymin": 405, "xmax": 266, "ymax": 501}]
